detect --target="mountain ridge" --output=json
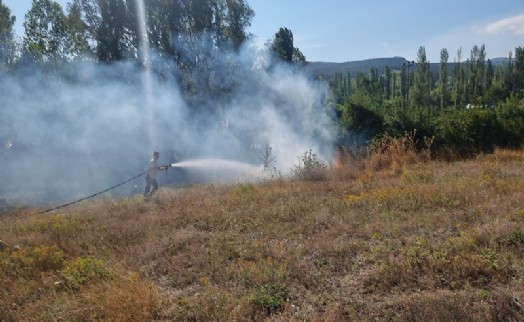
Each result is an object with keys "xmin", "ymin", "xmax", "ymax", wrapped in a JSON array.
[{"xmin": 305, "ymin": 56, "xmax": 508, "ymax": 78}]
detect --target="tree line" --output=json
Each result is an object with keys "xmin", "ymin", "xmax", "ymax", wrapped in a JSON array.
[
  {"xmin": 0, "ymin": 0, "xmax": 255, "ymax": 64},
  {"xmin": 0, "ymin": 1, "xmax": 308, "ymax": 105},
  {"xmin": 329, "ymin": 45, "xmax": 524, "ymax": 157}
]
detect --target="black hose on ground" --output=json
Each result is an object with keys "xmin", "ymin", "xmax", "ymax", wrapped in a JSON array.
[{"xmin": 38, "ymin": 170, "xmax": 147, "ymax": 215}]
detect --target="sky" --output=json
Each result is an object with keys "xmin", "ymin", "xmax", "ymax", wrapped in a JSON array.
[{"xmin": 3, "ymin": 0, "xmax": 524, "ymax": 63}]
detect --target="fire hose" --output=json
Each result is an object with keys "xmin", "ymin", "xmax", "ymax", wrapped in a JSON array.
[{"xmin": 38, "ymin": 165, "xmax": 170, "ymax": 215}]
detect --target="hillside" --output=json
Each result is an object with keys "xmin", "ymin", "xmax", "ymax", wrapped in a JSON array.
[
  {"xmin": 306, "ymin": 56, "xmax": 508, "ymax": 79},
  {"xmin": 1, "ymin": 148, "xmax": 524, "ymax": 321},
  {"xmin": 306, "ymin": 57, "xmax": 407, "ymax": 78}
]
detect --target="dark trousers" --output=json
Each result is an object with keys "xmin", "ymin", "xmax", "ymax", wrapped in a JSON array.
[{"xmin": 144, "ymin": 174, "xmax": 158, "ymax": 196}]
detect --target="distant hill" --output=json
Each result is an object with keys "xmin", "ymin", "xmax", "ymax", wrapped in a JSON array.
[
  {"xmin": 305, "ymin": 57, "xmax": 407, "ymax": 78},
  {"xmin": 306, "ymin": 56, "xmax": 508, "ymax": 79}
]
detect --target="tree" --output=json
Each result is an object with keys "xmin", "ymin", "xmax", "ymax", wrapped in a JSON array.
[
  {"xmin": 451, "ymin": 47, "xmax": 464, "ymax": 108},
  {"xmin": 465, "ymin": 44, "xmax": 487, "ymax": 104},
  {"xmin": 271, "ymin": 27, "xmax": 306, "ymax": 66},
  {"xmin": 336, "ymin": 101, "xmax": 384, "ymax": 146},
  {"xmin": 64, "ymin": 1, "xmax": 91, "ymax": 59},
  {"xmin": 439, "ymin": 48, "xmax": 449, "ymax": 109},
  {"xmin": 412, "ymin": 46, "xmax": 431, "ymax": 107},
  {"xmin": 400, "ymin": 64, "xmax": 408, "ymax": 106},
  {"xmin": 70, "ymin": 0, "xmax": 102, "ymax": 51},
  {"xmin": 23, "ymin": 0, "xmax": 68, "ymax": 62},
  {"xmin": 485, "ymin": 59, "xmax": 494, "ymax": 96},
  {"xmin": 292, "ymin": 47, "xmax": 306, "ymax": 65},
  {"xmin": 96, "ymin": 0, "xmax": 129, "ymax": 62},
  {"xmin": 0, "ymin": 0, "xmax": 16, "ymax": 66},
  {"xmin": 272, "ymin": 27, "xmax": 293, "ymax": 62},
  {"xmin": 146, "ymin": 0, "xmax": 183, "ymax": 58},
  {"xmin": 515, "ymin": 46, "xmax": 524, "ymax": 95},
  {"xmin": 384, "ymin": 66, "xmax": 392, "ymax": 100},
  {"xmin": 475, "ymin": 44, "xmax": 487, "ymax": 101},
  {"xmin": 223, "ymin": 0, "xmax": 253, "ymax": 50}
]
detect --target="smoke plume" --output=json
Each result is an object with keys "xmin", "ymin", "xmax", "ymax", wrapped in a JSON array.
[{"xmin": 0, "ymin": 40, "xmax": 336, "ymax": 205}]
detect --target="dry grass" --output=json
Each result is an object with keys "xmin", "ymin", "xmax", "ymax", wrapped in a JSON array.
[{"xmin": 1, "ymin": 144, "xmax": 523, "ymax": 321}]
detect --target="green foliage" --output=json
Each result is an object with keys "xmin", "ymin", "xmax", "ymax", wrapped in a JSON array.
[
  {"xmin": 250, "ymin": 282, "xmax": 290, "ymax": 314},
  {"xmin": 23, "ymin": 0, "xmax": 68, "ymax": 62},
  {"xmin": 433, "ymin": 108, "xmax": 496, "ymax": 156},
  {"xmin": 61, "ymin": 256, "xmax": 110, "ymax": 285},
  {"xmin": 337, "ymin": 102, "xmax": 384, "ymax": 145},
  {"xmin": 412, "ymin": 46, "xmax": 431, "ymax": 107},
  {"xmin": 96, "ymin": 0, "xmax": 127, "ymax": 62},
  {"xmin": 0, "ymin": 0, "xmax": 16, "ymax": 65},
  {"xmin": 321, "ymin": 45, "xmax": 524, "ymax": 156},
  {"xmin": 271, "ymin": 27, "xmax": 294, "ymax": 62},
  {"xmin": 495, "ymin": 98, "xmax": 524, "ymax": 148},
  {"xmin": 270, "ymin": 27, "xmax": 306, "ymax": 66},
  {"xmin": 433, "ymin": 102, "xmax": 524, "ymax": 157},
  {"xmin": 6, "ymin": 0, "xmax": 254, "ymax": 66},
  {"xmin": 292, "ymin": 150, "xmax": 327, "ymax": 181},
  {"xmin": 64, "ymin": 1, "xmax": 91, "ymax": 58}
]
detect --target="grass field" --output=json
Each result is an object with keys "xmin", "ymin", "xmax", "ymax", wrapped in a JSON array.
[{"xmin": 1, "ymin": 145, "xmax": 523, "ymax": 321}]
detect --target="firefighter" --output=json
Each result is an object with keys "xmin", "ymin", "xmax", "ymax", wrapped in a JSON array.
[{"xmin": 144, "ymin": 151, "xmax": 169, "ymax": 197}]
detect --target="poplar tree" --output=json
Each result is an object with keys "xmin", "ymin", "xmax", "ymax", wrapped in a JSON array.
[
  {"xmin": 514, "ymin": 46, "xmax": 524, "ymax": 94},
  {"xmin": 476, "ymin": 44, "xmax": 486, "ymax": 100},
  {"xmin": 270, "ymin": 27, "xmax": 306, "ymax": 66},
  {"xmin": 465, "ymin": 44, "xmax": 487, "ymax": 104},
  {"xmin": 439, "ymin": 48, "xmax": 449, "ymax": 109},
  {"xmin": 452, "ymin": 48, "xmax": 464, "ymax": 108},
  {"xmin": 384, "ymin": 66, "xmax": 392, "ymax": 100},
  {"xmin": 272, "ymin": 27, "xmax": 294, "ymax": 62},
  {"xmin": 412, "ymin": 46, "xmax": 431, "ymax": 107}
]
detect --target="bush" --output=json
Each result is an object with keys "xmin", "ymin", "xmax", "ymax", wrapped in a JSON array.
[
  {"xmin": 250, "ymin": 283, "xmax": 290, "ymax": 315},
  {"xmin": 292, "ymin": 150, "xmax": 327, "ymax": 181},
  {"xmin": 61, "ymin": 257, "xmax": 110, "ymax": 285},
  {"xmin": 495, "ymin": 99, "xmax": 524, "ymax": 148},
  {"xmin": 433, "ymin": 107, "xmax": 509, "ymax": 157}
]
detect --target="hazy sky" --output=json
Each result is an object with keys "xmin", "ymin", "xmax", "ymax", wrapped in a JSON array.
[{"xmin": 4, "ymin": 0, "xmax": 524, "ymax": 62}]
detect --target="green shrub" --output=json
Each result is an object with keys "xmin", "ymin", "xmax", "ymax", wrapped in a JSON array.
[
  {"xmin": 495, "ymin": 99, "xmax": 524, "ymax": 148},
  {"xmin": 61, "ymin": 257, "xmax": 110, "ymax": 285},
  {"xmin": 433, "ymin": 108, "xmax": 500, "ymax": 157},
  {"xmin": 250, "ymin": 283, "xmax": 290, "ymax": 314}
]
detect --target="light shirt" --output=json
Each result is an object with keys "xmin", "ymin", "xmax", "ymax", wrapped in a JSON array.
[{"xmin": 148, "ymin": 158, "xmax": 159, "ymax": 179}]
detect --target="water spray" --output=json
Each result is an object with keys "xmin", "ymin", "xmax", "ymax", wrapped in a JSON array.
[{"xmin": 170, "ymin": 158, "xmax": 263, "ymax": 174}]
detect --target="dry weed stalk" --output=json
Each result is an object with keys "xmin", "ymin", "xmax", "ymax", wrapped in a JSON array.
[{"xmin": 365, "ymin": 130, "xmax": 433, "ymax": 175}]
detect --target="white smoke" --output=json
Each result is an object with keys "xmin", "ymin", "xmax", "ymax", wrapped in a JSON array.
[{"xmin": 0, "ymin": 40, "xmax": 337, "ymax": 205}]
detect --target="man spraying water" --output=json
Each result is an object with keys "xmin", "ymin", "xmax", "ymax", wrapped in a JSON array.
[{"xmin": 144, "ymin": 151, "xmax": 170, "ymax": 198}]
